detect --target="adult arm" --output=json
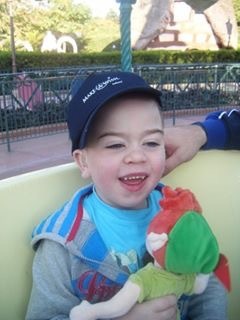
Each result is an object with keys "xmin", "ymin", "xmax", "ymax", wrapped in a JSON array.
[
  {"xmin": 194, "ymin": 109, "xmax": 240, "ymax": 150},
  {"xmin": 164, "ymin": 109, "xmax": 240, "ymax": 175}
]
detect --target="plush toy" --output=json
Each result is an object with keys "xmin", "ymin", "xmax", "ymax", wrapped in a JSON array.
[{"xmin": 70, "ymin": 186, "xmax": 231, "ymax": 320}]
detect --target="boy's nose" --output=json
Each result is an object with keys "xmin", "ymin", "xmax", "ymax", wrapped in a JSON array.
[{"xmin": 123, "ymin": 148, "xmax": 147, "ymax": 164}]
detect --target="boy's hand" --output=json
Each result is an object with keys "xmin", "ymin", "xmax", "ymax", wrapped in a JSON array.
[{"xmin": 115, "ymin": 295, "xmax": 177, "ymax": 320}]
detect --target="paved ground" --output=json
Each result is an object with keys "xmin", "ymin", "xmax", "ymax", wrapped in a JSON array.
[
  {"xmin": 0, "ymin": 114, "xmax": 205, "ymax": 180},
  {"xmin": 0, "ymin": 132, "xmax": 72, "ymax": 180}
]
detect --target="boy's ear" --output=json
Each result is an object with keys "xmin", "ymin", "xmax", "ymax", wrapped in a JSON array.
[{"xmin": 73, "ymin": 149, "xmax": 91, "ymax": 179}]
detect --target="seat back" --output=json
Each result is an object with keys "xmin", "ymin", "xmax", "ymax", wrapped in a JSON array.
[{"xmin": 0, "ymin": 150, "xmax": 239, "ymax": 319}]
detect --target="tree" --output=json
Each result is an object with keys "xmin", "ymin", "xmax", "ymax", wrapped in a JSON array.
[
  {"xmin": 106, "ymin": 9, "xmax": 119, "ymax": 22},
  {"xmin": 0, "ymin": 0, "xmax": 92, "ymax": 51},
  {"xmin": 233, "ymin": 0, "xmax": 240, "ymax": 25},
  {"xmin": 0, "ymin": 1, "xmax": 12, "ymax": 49}
]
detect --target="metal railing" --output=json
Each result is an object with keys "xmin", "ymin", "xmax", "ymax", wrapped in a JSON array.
[{"xmin": 1, "ymin": 63, "xmax": 239, "ymax": 151}]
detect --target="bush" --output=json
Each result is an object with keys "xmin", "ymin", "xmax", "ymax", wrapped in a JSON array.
[{"xmin": 1, "ymin": 49, "xmax": 240, "ymax": 73}]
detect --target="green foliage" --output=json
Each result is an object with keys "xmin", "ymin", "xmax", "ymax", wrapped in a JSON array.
[
  {"xmin": 0, "ymin": 51, "xmax": 12, "ymax": 71},
  {"xmin": 0, "ymin": 51, "xmax": 122, "ymax": 72},
  {"xmin": 103, "ymin": 40, "xmax": 121, "ymax": 52},
  {"xmin": 0, "ymin": 0, "xmax": 91, "ymax": 51},
  {"xmin": 40, "ymin": 0, "xmax": 91, "ymax": 34},
  {"xmin": 0, "ymin": 2, "xmax": 10, "ymax": 48},
  {"xmin": 106, "ymin": 9, "xmax": 119, "ymax": 22},
  {"xmin": 233, "ymin": 0, "xmax": 240, "ymax": 25},
  {"xmin": 83, "ymin": 18, "xmax": 120, "ymax": 52},
  {"xmin": 1, "ymin": 49, "xmax": 240, "ymax": 73},
  {"xmin": 132, "ymin": 49, "xmax": 240, "ymax": 64}
]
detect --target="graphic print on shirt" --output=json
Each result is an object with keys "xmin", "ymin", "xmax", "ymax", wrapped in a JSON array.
[
  {"xmin": 72, "ymin": 270, "xmax": 121, "ymax": 302},
  {"xmin": 110, "ymin": 248, "xmax": 142, "ymax": 273}
]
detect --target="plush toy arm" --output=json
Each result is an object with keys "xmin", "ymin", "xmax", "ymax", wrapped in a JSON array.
[
  {"xmin": 70, "ymin": 280, "xmax": 140, "ymax": 320},
  {"xmin": 193, "ymin": 273, "xmax": 210, "ymax": 294}
]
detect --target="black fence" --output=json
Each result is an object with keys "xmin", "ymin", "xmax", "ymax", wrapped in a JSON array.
[{"xmin": 1, "ymin": 63, "xmax": 239, "ymax": 151}]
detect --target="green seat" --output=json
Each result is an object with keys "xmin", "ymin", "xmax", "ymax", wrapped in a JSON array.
[{"xmin": 1, "ymin": 150, "xmax": 239, "ymax": 319}]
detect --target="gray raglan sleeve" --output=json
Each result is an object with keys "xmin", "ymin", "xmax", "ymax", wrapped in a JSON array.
[{"xmin": 26, "ymin": 239, "xmax": 80, "ymax": 320}]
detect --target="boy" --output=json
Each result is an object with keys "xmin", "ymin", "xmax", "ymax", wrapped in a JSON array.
[{"xmin": 26, "ymin": 71, "xmax": 227, "ymax": 320}]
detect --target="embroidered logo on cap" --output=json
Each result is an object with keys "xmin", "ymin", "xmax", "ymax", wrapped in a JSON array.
[{"xmin": 82, "ymin": 76, "xmax": 123, "ymax": 103}]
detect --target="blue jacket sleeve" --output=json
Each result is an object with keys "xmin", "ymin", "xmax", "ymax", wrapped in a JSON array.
[{"xmin": 194, "ymin": 109, "xmax": 240, "ymax": 150}]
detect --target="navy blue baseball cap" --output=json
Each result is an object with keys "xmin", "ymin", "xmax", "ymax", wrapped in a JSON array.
[{"xmin": 67, "ymin": 71, "xmax": 162, "ymax": 152}]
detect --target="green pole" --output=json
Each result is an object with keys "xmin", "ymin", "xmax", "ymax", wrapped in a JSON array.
[{"xmin": 116, "ymin": 0, "xmax": 136, "ymax": 72}]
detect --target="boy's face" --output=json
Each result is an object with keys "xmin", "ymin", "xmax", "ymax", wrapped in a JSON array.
[{"xmin": 73, "ymin": 96, "xmax": 165, "ymax": 209}]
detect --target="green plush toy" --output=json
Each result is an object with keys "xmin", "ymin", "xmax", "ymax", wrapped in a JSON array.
[{"xmin": 70, "ymin": 186, "xmax": 231, "ymax": 320}]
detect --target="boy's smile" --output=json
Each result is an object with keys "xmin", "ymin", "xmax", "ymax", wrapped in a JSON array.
[
  {"xmin": 74, "ymin": 95, "xmax": 165, "ymax": 209},
  {"xmin": 119, "ymin": 172, "xmax": 148, "ymax": 192}
]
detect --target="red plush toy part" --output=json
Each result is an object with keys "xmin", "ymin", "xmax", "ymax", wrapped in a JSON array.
[
  {"xmin": 215, "ymin": 254, "xmax": 231, "ymax": 292},
  {"xmin": 148, "ymin": 186, "xmax": 202, "ymax": 236}
]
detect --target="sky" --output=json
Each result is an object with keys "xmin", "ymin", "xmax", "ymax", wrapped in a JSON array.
[{"xmin": 77, "ymin": 0, "xmax": 119, "ymax": 17}]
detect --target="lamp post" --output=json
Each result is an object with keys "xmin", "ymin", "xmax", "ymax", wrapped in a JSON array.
[
  {"xmin": 8, "ymin": 0, "xmax": 17, "ymax": 73},
  {"xmin": 225, "ymin": 18, "xmax": 232, "ymax": 48},
  {"xmin": 116, "ymin": 0, "xmax": 136, "ymax": 72}
]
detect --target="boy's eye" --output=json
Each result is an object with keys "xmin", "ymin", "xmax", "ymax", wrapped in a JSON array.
[
  {"xmin": 144, "ymin": 141, "xmax": 160, "ymax": 147},
  {"xmin": 106, "ymin": 143, "xmax": 124, "ymax": 149}
]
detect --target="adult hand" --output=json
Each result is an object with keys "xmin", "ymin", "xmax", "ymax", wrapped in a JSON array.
[
  {"xmin": 116, "ymin": 295, "xmax": 177, "ymax": 320},
  {"xmin": 163, "ymin": 125, "xmax": 207, "ymax": 176}
]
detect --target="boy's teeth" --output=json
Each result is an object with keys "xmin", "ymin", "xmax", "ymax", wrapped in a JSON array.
[{"xmin": 123, "ymin": 176, "xmax": 144, "ymax": 181}]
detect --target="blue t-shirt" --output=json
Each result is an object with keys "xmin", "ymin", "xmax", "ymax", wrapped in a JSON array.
[{"xmin": 84, "ymin": 187, "xmax": 162, "ymax": 273}]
